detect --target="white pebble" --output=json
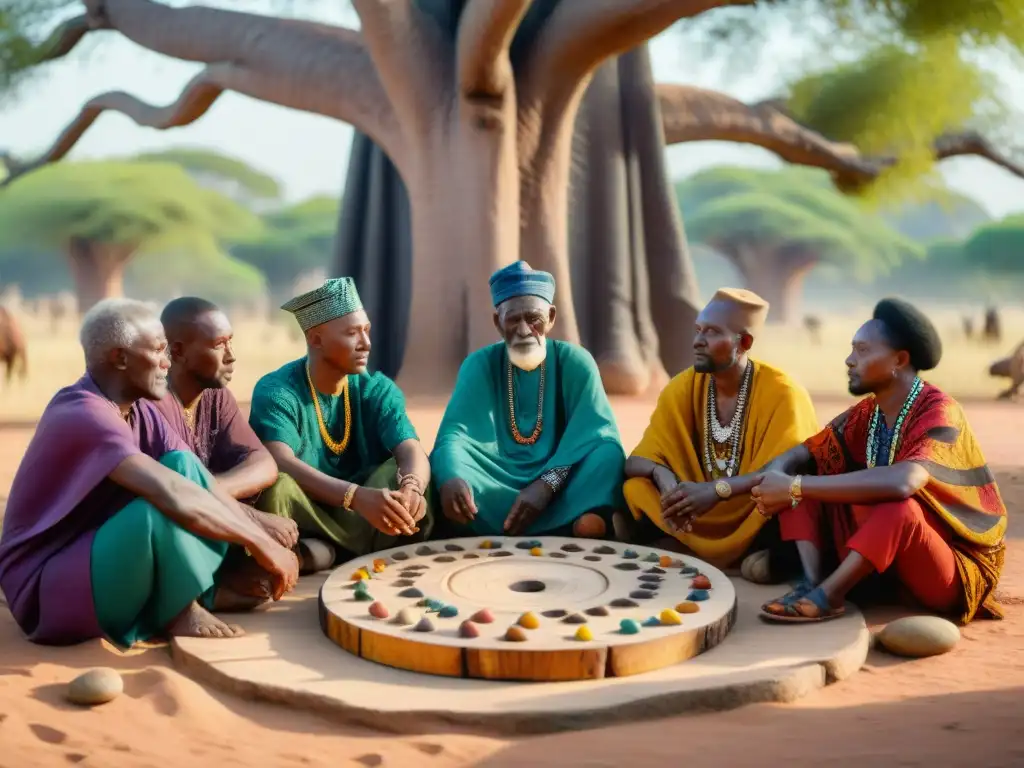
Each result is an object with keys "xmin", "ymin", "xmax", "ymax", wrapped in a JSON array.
[
  {"xmin": 67, "ymin": 667, "xmax": 123, "ymax": 706},
  {"xmin": 877, "ymin": 615, "xmax": 960, "ymax": 658}
]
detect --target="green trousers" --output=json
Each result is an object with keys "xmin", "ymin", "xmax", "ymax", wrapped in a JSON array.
[
  {"xmin": 90, "ymin": 451, "xmax": 229, "ymax": 648},
  {"xmin": 256, "ymin": 458, "xmax": 435, "ymax": 557}
]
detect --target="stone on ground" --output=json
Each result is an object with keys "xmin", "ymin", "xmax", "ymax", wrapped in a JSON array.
[
  {"xmin": 67, "ymin": 668, "xmax": 123, "ymax": 706},
  {"xmin": 876, "ymin": 615, "xmax": 960, "ymax": 658}
]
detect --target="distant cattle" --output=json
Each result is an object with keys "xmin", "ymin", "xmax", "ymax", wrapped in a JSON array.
[
  {"xmin": 0, "ymin": 306, "xmax": 27, "ymax": 383},
  {"xmin": 983, "ymin": 307, "xmax": 1001, "ymax": 344},
  {"xmin": 803, "ymin": 315, "xmax": 822, "ymax": 345},
  {"xmin": 990, "ymin": 341, "xmax": 1024, "ymax": 401}
]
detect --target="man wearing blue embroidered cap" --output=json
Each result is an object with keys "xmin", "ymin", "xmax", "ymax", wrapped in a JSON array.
[
  {"xmin": 248, "ymin": 277, "xmax": 434, "ymax": 562},
  {"xmin": 431, "ymin": 261, "xmax": 627, "ymax": 538}
]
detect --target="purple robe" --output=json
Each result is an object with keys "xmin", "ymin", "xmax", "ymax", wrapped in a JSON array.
[
  {"xmin": 151, "ymin": 388, "xmax": 266, "ymax": 475},
  {"xmin": 0, "ymin": 375, "xmax": 186, "ymax": 643}
]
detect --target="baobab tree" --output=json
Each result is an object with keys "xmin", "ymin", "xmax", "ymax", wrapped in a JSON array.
[{"xmin": 3, "ymin": 1, "xmax": 1024, "ymax": 393}]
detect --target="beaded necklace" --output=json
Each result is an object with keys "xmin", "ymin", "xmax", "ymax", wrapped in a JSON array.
[
  {"xmin": 305, "ymin": 361, "xmax": 352, "ymax": 455},
  {"xmin": 702, "ymin": 361, "xmax": 753, "ymax": 478},
  {"xmin": 865, "ymin": 376, "xmax": 923, "ymax": 468},
  {"xmin": 506, "ymin": 358, "xmax": 545, "ymax": 445}
]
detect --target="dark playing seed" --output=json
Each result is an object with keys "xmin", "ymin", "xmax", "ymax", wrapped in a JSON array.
[
  {"xmin": 542, "ymin": 609, "xmax": 568, "ymax": 619},
  {"xmin": 584, "ymin": 555, "xmax": 601, "ymax": 562},
  {"xmin": 433, "ymin": 555, "xmax": 456, "ymax": 563},
  {"xmin": 445, "ymin": 544, "xmax": 464, "ymax": 552},
  {"xmin": 629, "ymin": 590, "xmax": 656, "ymax": 600},
  {"xmin": 614, "ymin": 563, "xmax": 641, "ymax": 571}
]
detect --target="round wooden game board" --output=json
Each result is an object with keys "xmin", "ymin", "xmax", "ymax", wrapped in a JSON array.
[{"xmin": 319, "ymin": 537, "xmax": 738, "ymax": 682}]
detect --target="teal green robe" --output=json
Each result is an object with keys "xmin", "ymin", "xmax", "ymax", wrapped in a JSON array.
[
  {"xmin": 431, "ymin": 340, "xmax": 625, "ymax": 535},
  {"xmin": 248, "ymin": 358, "xmax": 417, "ymax": 485}
]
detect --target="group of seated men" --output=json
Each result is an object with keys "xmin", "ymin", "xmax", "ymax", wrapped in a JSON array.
[{"xmin": 0, "ymin": 261, "xmax": 1007, "ymax": 647}]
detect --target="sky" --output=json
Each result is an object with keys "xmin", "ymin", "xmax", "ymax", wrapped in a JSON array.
[{"xmin": 2, "ymin": 3, "xmax": 1023, "ymax": 218}]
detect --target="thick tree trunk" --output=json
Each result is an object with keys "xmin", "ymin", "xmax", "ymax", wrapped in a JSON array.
[
  {"xmin": 333, "ymin": 44, "xmax": 699, "ymax": 394},
  {"xmin": 729, "ymin": 244, "xmax": 818, "ymax": 325},
  {"xmin": 66, "ymin": 238, "xmax": 135, "ymax": 313}
]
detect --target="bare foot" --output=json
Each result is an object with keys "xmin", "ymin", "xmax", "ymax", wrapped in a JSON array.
[{"xmin": 166, "ymin": 602, "xmax": 244, "ymax": 639}]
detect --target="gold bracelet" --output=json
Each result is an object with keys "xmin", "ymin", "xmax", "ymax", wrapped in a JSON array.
[
  {"xmin": 342, "ymin": 483, "xmax": 358, "ymax": 510},
  {"xmin": 789, "ymin": 475, "xmax": 803, "ymax": 508}
]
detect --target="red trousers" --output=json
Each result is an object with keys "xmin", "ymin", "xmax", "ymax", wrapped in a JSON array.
[{"xmin": 780, "ymin": 498, "xmax": 963, "ymax": 613}]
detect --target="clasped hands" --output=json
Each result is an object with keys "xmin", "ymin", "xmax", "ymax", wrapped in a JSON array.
[
  {"xmin": 354, "ymin": 482, "xmax": 427, "ymax": 537},
  {"xmin": 441, "ymin": 477, "xmax": 553, "ymax": 536},
  {"xmin": 654, "ymin": 467, "xmax": 719, "ymax": 534},
  {"xmin": 749, "ymin": 469, "xmax": 798, "ymax": 518}
]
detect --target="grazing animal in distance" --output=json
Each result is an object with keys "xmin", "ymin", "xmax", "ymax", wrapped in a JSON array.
[
  {"xmin": 983, "ymin": 306, "xmax": 1001, "ymax": 344},
  {"xmin": 990, "ymin": 341, "xmax": 1024, "ymax": 401},
  {"xmin": 0, "ymin": 305, "xmax": 27, "ymax": 383},
  {"xmin": 803, "ymin": 314, "xmax": 822, "ymax": 345}
]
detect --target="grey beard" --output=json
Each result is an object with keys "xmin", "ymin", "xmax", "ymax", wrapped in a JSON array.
[{"xmin": 507, "ymin": 341, "xmax": 547, "ymax": 371}]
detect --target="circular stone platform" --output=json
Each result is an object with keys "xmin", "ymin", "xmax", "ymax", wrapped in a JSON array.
[
  {"xmin": 320, "ymin": 537, "xmax": 736, "ymax": 681},
  {"xmin": 170, "ymin": 549, "xmax": 869, "ymax": 734}
]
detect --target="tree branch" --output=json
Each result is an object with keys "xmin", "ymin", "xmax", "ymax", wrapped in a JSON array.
[
  {"xmin": 456, "ymin": 0, "xmax": 533, "ymax": 98},
  {"xmin": 34, "ymin": 14, "xmax": 96, "ymax": 63},
  {"xmin": 92, "ymin": 0, "xmax": 399, "ymax": 153},
  {"xmin": 656, "ymin": 83, "xmax": 1024, "ymax": 191},
  {"xmin": 352, "ymin": 0, "xmax": 451, "ymax": 136},
  {"xmin": 523, "ymin": 0, "xmax": 754, "ymax": 102},
  {"xmin": 2, "ymin": 61, "xmax": 403, "ymax": 186}
]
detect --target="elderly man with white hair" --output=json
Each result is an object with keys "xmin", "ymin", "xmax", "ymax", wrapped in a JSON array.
[{"xmin": 0, "ymin": 299, "xmax": 298, "ymax": 648}]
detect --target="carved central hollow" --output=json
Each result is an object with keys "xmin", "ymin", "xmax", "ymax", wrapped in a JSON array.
[{"xmin": 508, "ymin": 579, "xmax": 546, "ymax": 593}]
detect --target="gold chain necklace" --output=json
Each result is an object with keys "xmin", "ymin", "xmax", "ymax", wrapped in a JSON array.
[
  {"xmin": 172, "ymin": 389, "xmax": 198, "ymax": 432},
  {"xmin": 305, "ymin": 362, "xmax": 352, "ymax": 454},
  {"xmin": 506, "ymin": 358, "xmax": 545, "ymax": 445}
]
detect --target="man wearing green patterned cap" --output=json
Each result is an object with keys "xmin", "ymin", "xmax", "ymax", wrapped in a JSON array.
[{"xmin": 249, "ymin": 278, "xmax": 434, "ymax": 560}]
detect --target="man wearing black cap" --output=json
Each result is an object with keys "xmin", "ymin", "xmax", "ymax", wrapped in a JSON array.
[{"xmin": 751, "ymin": 298, "xmax": 1007, "ymax": 625}]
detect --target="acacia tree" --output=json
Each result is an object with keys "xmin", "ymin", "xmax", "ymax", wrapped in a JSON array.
[
  {"xmin": 679, "ymin": 166, "xmax": 921, "ymax": 321},
  {"xmin": 231, "ymin": 196, "xmax": 339, "ymax": 305},
  {"xmin": 3, "ymin": 1, "xmax": 1024, "ymax": 393},
  {"xmin": 0, "ymin": 160, "xmax": 260, "ymax": 310}
]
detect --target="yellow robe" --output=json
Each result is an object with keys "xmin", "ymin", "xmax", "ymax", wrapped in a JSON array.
[{"xmin": 624, "ymin": 360, "xmax": 819, "ymax": 567}]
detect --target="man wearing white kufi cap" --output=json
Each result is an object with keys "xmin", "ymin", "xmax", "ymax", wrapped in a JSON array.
[{"xmin": 623, "ymin": 288, "xmax": 819, "ymax": 573}]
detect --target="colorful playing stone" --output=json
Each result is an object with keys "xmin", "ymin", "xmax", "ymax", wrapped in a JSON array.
[
  {"xmin": 675, "ymin": 601, "xmax": 700, "ymax": 614},
  {"xmin": 393, "ymin": 608, "xmax": 418, "ymax": 625},
  {"xmin": 518, "ymin": 612, "xmax": 540, "ymax": 629},
  {"xmin": 351, "ymin": 569, "xmax": 369, "ymax": 581},
  {"xmin": 438, "ymin": 605, "xmax": 459, "ymax": 618},
  {"xmin": 368, "ymin": 602, "xmax": 389, "ymax": 619},
  {"xmin": 470, "ymin": 609, "xmax": 495, "ymax": 624},
  {"xmin": 373, "ymin": 558, "xmax": 388, "ymax": 571},
  {"xmin": 574, "ymin": 626, "xmax": 594, "ymax": 641},
  {"xmin": 398, "ymin": 587, "xmax": 424, "ymax": 598},
  {"xmin": 480, "ymin": 540, "xmax": 495, "ymax": 549},
  {"xmin": 622, "ymin": 549, "xmax": 639, "ymax": 559},
  {"xmin": 680, "ymin": 566, "xmax": 699, "ymax": 576},
  {"xmin": 530, "ymin": 547, "xmax": 543, "ymax": 557},
  {"xmin": 659, "ymin": 608, "xmax": 683, "ymax": 625},
  {"xmin": 505, "ymin": 626, "xmax": 528, "ymax": 642},
  {"xmin": 619, "ymin": 619, "xmax": 641, "ymax": 635},
  {"xmin": 691, "ymin": 574, "xmax": 713, "ymax": 590},
  {"xmin": 414, "ymin": 617, "xmax": 435, "ymax": 632},
  {"xmin": 354, "ymin": 580, "xmax": 369, "ymax": 593},
  {"xmin": 425, "ymin": 599, "xmax": 446, "ymax": 612},
  {"xmin": 688, "ymin": 589, "xmax": 711, "ymax": 602},
  {"xmin": 642, "ymin": 616, "xmax": 660, "ymax": 627},
  {"xmin": 459, "ymin": 620, "xmax": 480, "ymax": 638},
  {"xmin": 659, "ymin": 555, "xmax": 673, "ymax": 567},
  {"xmin": 644, "ymin": 553, "xmax": 660, "ymax": 563},
  {"xmin": 354, "ymin": 591, "xmax": 373, "ymax": 602}
]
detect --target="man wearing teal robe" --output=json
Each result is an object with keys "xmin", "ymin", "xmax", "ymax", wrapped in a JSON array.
[
  {"xmin": 249, "ymin": 278, "xmax": 434, "ymax": 559},
  {"xmin": 431, "ymin": 261, "xmax": 626, "ymax": 538}
]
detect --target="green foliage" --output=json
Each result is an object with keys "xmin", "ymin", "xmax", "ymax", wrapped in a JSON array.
[
  {"xmin": 881, "ymin": 192, "xmax": 992, "ymax": 242},
  {"xmin": 131, "ymin": 148, "xmax": 283, "ymax": 202},
  {"xmin": 962, "ymin": 215, "xmax": 1024, "ymax": 275},
  {"xmin": 230, "ymin": 195, "xmax": 339, "ymax": 288},
  {"xmin": 126, "ymin": 248, "xmax": 267, "ymax": 306},
  {"xmin": 677, "ymin": 166, "xmax": 922, "ymax": 280},
  {"xmin": 0, "ymin": 160, "xmax": 263, "ymax": 256}
]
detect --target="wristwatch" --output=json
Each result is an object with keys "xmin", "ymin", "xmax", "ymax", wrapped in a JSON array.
[
  {"xmin": 714, "ymin": 479, "xmax": 732, "ymax": 500},
  {"xmin": 789, "ymin": 475, "xmax": 803, "ymax": 508}
]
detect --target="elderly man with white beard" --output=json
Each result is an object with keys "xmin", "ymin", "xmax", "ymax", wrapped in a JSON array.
[{"xmin": 431, "ymin": 261, "xmax": 627, "ymax": 538}]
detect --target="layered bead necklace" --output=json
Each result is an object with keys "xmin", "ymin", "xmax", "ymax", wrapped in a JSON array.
[
  {"xmin": 305, "ymin": 361, "xmax": 352, "ymax": 455},
  {"xmin": 702, "ymin": 361, "xmax": 753, "ymax": 478},
  {"xmin": 866, "ymin": 375, "xmax": 923, "ymax": 468},
  {"xmin": 506, "ymin": 358, "xmax": 545, "ymax": 445}
]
